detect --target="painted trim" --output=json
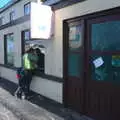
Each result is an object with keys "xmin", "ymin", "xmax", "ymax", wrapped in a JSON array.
[
  {"xmin": 0, "ymin": 15, "xmax": 30, "ymax": 30},
  {"xmin": 0, "ymin": 63, "xmax": 63, "ymax": 83},
  {"xmin": 35, "ymin": 71, "xmax": 63, "ymax": 83},
  {"xmin": 0, "ymin": 64, "xmax": 17, "ymax": 70}
]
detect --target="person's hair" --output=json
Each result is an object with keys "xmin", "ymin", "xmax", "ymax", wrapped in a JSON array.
[
  {"xmin": 35, "ymin": 48, "xmax": 41, "ymax": 55},
  {"xmin": 26, "ymin": 47, "xmax": 34, "ymax": 53}
]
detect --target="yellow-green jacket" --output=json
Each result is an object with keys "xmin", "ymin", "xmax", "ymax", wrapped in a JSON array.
[{"xmin": 23, "ymin": 53, "xmax": 38, "ymax": 70}]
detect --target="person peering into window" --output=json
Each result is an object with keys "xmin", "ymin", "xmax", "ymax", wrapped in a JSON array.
[
  {"xmin": 22, "ymin": 47, "xmax": 38, "ymax": 98},
  {"xmin": 34, "ymin": 48, "xmax": 44, "ymax": 73}
]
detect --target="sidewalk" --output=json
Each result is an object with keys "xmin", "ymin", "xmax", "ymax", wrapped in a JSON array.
[{"xmin": 0, "ymin": 78, "xmax": 94, "ymax": 120}]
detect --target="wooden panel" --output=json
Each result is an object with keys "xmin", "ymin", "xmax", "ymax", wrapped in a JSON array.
[
  {"xmin": 85, "ymin": 81, "xmax": 120, "ymax": 120},
  {"xmin": 66, "ymin": 77, "xmax": 84, "ymax": 113}
]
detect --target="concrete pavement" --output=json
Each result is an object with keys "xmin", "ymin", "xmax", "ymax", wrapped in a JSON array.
[
  {"xmin": 0, "ymin": 78, "xmax": 94, "ymax": 120},
  {"xmin": 0, "ymin": 87, "xmax": 64, "ymax": 120}
]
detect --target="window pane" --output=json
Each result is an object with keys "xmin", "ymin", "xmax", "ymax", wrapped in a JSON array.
[
  {"xmin": 91, "ymin": 21, "xmax": 120, "ymax": 51},
  {"xmin": 6, "ymin": 34, "xmax": 14, "ymax": 65},
  {"xmin": 69, "ymin": 25, "xmax": 82, "ymax": 51},
  {"xmin": 24, "ymin": 3, "xmax": 30, "ymax": 15},
  {"xmin": 91, "ymin": 54, "xmax": 120, "ymax": 83},
  {"xmin": 68, "ymin": 52, "xmax": 83, "ymax": 77},
  {"xmin": 24, "ymin": 31, "xmax": 30, "ymax": 40}
]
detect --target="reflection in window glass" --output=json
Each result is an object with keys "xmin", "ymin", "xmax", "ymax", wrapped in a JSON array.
[
  {"xmin": 91, "ymin": 55, "xmax": 120, "ymax": 83},
  {"xmin": 5, "ymin": 34, "xmax": 14, "ymax": 65},
  {"xmin": 22, "ymin": 30, "xmax": 30, "ymax": 53},
  {"xmin": 24, "ymin": 3, "xmax": 30, "ymax": 15},
  {"xmin": 25, "ymin": 31, "xmax": 30, "ymax": 40},
  {"xmin": 23, "ymin": 30, "xmax": 30, "ymax": 41},
  {"xmin": 91, "ymin": 21, "xmax": 120, "ymax": 51},
  {"xmin": 69, "ymin": 25, "xmax": 82, "ymax": 50}
]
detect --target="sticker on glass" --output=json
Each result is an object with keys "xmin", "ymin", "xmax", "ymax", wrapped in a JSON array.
[
  {"xmin": 112, "ymin": 55, "xmax": 120, "ymax": 67},
  {"xmin": 93, "ymin": 57, "xmax": 104, "ymax": 68}
]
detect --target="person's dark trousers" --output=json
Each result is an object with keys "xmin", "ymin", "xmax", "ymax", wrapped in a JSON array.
[
  {"xmin": 25, "ymin": 70, "xmax": 33, "ymax": 96},
  {"xmin": 19, "ymin": 75, "xmax": 26, "ymax": 92}
]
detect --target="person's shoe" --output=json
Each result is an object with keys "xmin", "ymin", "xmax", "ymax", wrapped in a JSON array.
[{"xmin": 21, "ymin": 92, "xmax": 26, "ymax": 100}]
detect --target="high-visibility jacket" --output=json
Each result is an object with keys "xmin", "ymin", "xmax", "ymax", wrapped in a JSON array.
[{"xmin": 23, "ymin": 53, "xmax": 34, "ymax": 70}]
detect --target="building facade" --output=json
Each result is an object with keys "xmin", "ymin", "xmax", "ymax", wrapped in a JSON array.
[
  {"xmin": 0, "ymin": 0, "xmax": 63, "ymax": 103},
  {"xmin": 0, "ymin": 0, "xmax": 120, "ymax": 120}
]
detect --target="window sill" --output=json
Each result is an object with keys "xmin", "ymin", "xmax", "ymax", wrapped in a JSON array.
[
  {"xmin": 34, "ymin": 70, "xmax": 63, "ymax": 83},
  {"xmin": 0, "ymin": 64, "xmax": 63, "ymax": 83},
  {"xmin": 0, "ymin": 64, "xmax": 17, "ymax": 70}
]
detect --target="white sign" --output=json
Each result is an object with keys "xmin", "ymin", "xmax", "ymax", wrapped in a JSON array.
[
  {"xmin": 31, "ymin": 2, "xmax": 53, "ymax": 39},
  {"xmin": 93, "ymin": 57, "xmax": 104, "ymax": 68}
]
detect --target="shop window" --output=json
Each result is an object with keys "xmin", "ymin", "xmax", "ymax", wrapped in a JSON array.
[
  {"xmin": 4, "ymin": 33, "xmax": 14, "ymax": 66},
  {"xmin": 10, "ymin": 11, "xmax": 15, "ymax": 21},
  {"xmin": 24, "ymin": 3, "xmax": 30, "ymax": 16},
  {"xmin": 22, "ymin": 30, "xmax": 45, "ymax": 73},
  {"xmin": 90, "ymin": 16, "xmax": 120, "ymax": 83}
]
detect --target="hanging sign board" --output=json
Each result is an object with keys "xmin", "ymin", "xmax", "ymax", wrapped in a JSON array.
[{"xmin": 30, "ymin": 2, "xmax": 53, "ymax": 39}]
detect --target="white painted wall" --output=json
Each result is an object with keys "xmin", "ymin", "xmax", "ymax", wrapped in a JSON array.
[
  {"xmin": 0, "ymin": 65, "xmax": 63, "ymax": 103},
  {"xmin": 30, "ymin": 76, "xmax": 63, "ymax": 103},
  {"xmin": 0, "ymin": 66, "xmax": 18, "ymax": 84},
  {"xmin": 0, "ymin": 21, "xmax": 30, "ymax": 67},
  {"xmin": 0, "ymin": 0, "xmax": 37, "ymax": 25}
]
